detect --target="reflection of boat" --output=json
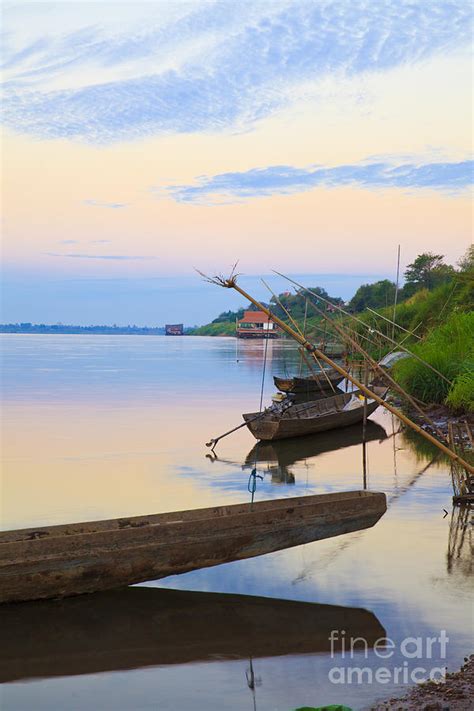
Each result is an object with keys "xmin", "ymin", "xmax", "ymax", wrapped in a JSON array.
[
  {"xmin": 0, "ymin": 491, "xmax": 386, "ymax": 603},
  {"xmin": 245, "ymin": 420, "xmax": 388, "ymax": 473},
  {"xmin": 274, "ymin": 372, "xmax": 345, "ymax": 395},
  {"xmin": 243, "ymin": 387, "xmax": 388, "ymax": 441},
  {"xmin": 0, "ymin": 586, "xmax": 386, "ymax": 682}
]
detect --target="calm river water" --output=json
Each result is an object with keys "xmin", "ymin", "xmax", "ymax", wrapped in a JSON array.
[{"xmin": 1, "ymin": 335, "xmax": 472, "ymax": 711}]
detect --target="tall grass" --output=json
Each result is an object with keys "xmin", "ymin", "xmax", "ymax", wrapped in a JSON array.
[
  {"xmin": 446, "ymin": 371, "xmax": 474, "ymax": 412},
  {"xmin": 393, "ymin": 311, "xmax": 474, "ymax": 410}
]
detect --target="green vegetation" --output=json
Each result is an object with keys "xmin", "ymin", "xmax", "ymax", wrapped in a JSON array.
[
  {"xmin": 190, "ymin": 321, "xmax": 237, "ymax": 336},
  {"xmin": 393, "ymin": 312, "xmax": 474, "ymax": 411},
  {"xmin": 348, "ymin": 279, "xmax": 396, "ymax": 312},
  {"xmin": 401, "ymin": 251, "xmax": 454, "ymax": 297},
  {"xmin": 446, "ymin": 371, "xmax": 474, "ymax": 412}
]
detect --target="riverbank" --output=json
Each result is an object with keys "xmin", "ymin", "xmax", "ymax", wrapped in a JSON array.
[
  {"xmin": 369, "ymin": 654, "xmax": 474, "ymax": 710},
  {"xmin": 387, "ymin": 393, "xmax": 473, "ymax": 449}
]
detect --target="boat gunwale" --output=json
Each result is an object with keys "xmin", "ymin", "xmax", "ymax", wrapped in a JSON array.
[
  {"xmin": 0, "ymin": 490, "xmax": 384, "ymax": 545},
  {"xmin": 244, "ymin": 386, "xmax": 387, "ymax": 423},
  {"xmin": 2, "ymin": 498, "xmax": 386, "ymax": 568}
]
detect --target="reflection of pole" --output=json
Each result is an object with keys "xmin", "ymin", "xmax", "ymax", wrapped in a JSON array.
[
  {"xmin": 447, "ymin": 504, "xmax": 471, "ymax": 574},
  {"xmin": 391, "ymin": 414, "xmax": 399, "ymax": 491},
  {"xmin": 246, "ymin": 657, "xmax": 260, "ymax": 711},
  {"xmin": 362, "ymin": 362, "xmax": 368, "ymax": 489},
  {"xmin": 362, "ymin": 441, "xmax": 367, "ymax": 490}
]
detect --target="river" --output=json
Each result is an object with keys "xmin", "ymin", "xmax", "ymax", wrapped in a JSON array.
[{"xmin": 1, "ymin": 334, "xmax": 472, "ymax": 711}]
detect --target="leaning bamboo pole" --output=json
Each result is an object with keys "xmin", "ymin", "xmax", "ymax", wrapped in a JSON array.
[{"xmin": 206, "ymin": 274, "xmax": 474, "ymax": 475}]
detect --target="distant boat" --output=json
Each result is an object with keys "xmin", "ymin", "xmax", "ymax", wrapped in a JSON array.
[
  {"xmin": 0, "ymin": 491, "xmax": 386, "ymax": 603},
  {"xmin": 0, "ymin": 586, "xmax": 386, "ymax": 682},
  {"xmin": 243, "ymin": 387, "xmax": 388, "ymax": 441},
  {"xmin": 274, "ymin": 371, "xmax": 345, "ymax": 395},
  {"xmin": 165, "ymin": 323, "xmax": 183, "ymax": 335}
]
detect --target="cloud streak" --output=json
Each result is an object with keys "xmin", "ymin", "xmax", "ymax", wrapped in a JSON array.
[
  {"xmin": 163, "ymin": 159, "xmax": 474, "ymax": 203},
  {"xmin": 45, "ymin": 253, "xmax": 154, "ymax": 260},
  {"xmin": 84, "ymin": 200, "xmax": 127, "ymax": 209},
  {"xmin": 2, "ymin": 1, "xmax": 471, "ymax": 143}
]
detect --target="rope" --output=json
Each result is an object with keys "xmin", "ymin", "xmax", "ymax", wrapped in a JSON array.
[{"xmin": 248, "ymin": 467, "xmax": 263, "ymax": 505}]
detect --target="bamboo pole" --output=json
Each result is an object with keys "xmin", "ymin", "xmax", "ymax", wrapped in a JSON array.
[
  {"xmin": 392, "ymin": 244, "xmax": 401, "ymax": 342},
  {"xmin": 213, "ymin": 277, "xmax": 474, "ymax": 476}
]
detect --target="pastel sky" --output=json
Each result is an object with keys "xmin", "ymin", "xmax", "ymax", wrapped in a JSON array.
[{"xmin": 1, "ymin": 0, "xmax": 473, "ymax": 325}]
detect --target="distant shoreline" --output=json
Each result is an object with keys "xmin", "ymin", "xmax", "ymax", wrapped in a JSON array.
[{"xmin": 0, "ymin": 325, "xmax": 181, "ymax": 336}]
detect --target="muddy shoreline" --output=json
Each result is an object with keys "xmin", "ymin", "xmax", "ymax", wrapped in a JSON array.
[
  {"xmin": 369, "ymin": 654, "xmax": 474, "ymax": 710},
  {"xmin": 387, "ymin": 394, "xmax": 473, "ymax": 450}
]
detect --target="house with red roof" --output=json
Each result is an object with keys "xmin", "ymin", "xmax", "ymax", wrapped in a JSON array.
[{"xmin": 236, "ymin": 311, "xmax": 279, "ymax": 339}]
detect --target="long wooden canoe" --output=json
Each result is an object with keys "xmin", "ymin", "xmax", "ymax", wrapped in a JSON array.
[
  {"xmin": 0, "ymin": 586, "xmax": 386, "ymax": 682},
  {"xmin": 274, "ymin": 371, "xmax": 345, "ymax": 395},
  {"xmin": 243, "ymin": 387, "xmax": 388, "ymax": 441},
  {"xmin": 0, "ymin": 491, "xmax": 386, "ymax": 603}
]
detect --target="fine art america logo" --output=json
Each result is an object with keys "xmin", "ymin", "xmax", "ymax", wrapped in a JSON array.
[{"xmin": 328, "ymin": 630, "xmax": 449, "ymax": 685}]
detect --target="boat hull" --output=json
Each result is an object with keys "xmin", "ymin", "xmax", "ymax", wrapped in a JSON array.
[
  {"xmin": 274, "ymin": 373, "xmax": 344, "ymax": 394},
  {"xmin": 0, "ymin": 491, "xmax": 386, "ymax": 603},
  {"xmin": 243, "ymin": 387, "xmax": 387, "ymax": 441}
]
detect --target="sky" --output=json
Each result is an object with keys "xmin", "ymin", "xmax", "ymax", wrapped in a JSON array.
[{"xmin": 1, "ymin": 0, "xmax": 472, "ymax": 325}]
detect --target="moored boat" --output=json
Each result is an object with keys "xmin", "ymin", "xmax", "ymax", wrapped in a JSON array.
[
  {"xmin": 274, "ymin": 371, "xmax": 345, "ymax": 394},
  {"xmin": 243, "ymin": 386, "xmax": 388, "ymax": 441},
  {"xmin": 0, "ymin": 491, "xmax": 386, "ymax": 603}
]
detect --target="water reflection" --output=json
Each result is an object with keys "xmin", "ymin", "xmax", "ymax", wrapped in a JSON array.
[
  {"xmin": 0, "ymin": 587, "xmax": 385, "ymax": 683},
  {"xmin": 447, "ymin": 504, "xmax": 473, "ymax": 580},
  {"xmin": 244, "ymin": 421, "xmax": 388, "ymax": 485}
]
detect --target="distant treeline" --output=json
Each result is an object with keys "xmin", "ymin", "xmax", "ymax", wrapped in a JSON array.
[{"xmin": 0, "ymin": 323, "xmax": 179, "ymax": 335}]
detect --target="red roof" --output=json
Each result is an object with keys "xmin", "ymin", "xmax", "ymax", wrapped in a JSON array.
[{"xmin": 239, "ymin": 310, "xmax": 272, "ymax": 324}]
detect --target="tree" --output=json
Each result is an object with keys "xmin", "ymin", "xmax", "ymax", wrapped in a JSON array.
[
  {"xmin": 457, "ymin": 245, "xmax": 474, "ymax": 273},
  {"xmin": 348, "ymin": 280, "xmax": 397, "ymax": 312},
  {"xmin": 402, "ymin": 253, "xmax": 453, "ymax": 297}
]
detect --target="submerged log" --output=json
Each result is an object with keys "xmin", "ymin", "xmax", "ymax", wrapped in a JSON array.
[{"xmin": 0, "ymin": 491, "xmax": 386, "ymax": 603}]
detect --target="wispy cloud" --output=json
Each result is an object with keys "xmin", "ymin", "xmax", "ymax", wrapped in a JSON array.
[
  {"xmin": 2, "ymin": 1, "xmax": 471, "ymax": 143},
  {"xmin": 84, "ymin": 200, "xmax": 127, "ymax": 209},
  {"xmin": 45, "ymin": 252, "xmax": 154, "ymax": 260},
  {"xmin": 91, "ymin": 239, "xmax": 111, "ymax": 244},
  {"xmin": 164, "ymin": 159, "xmax": 474, "ymax": 203},
  {"xmin": 59, "ymin": 239, "xmax": 79, "ymax": 244}
]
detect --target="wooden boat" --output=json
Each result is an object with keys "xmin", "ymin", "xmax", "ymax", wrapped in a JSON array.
[
  {"xmin": 0, "ymin": 586, "xmax": 386, "ymax": 682},
  {"xmin": 274, "ymin": 371, "xmax": 345, "ymax": 394},
  {"xmin": 0, "ymin": 491, "xmax": 386, "ymax": 603},
  {"xmin": 243, "ymin": 386, "xmax": 388, "ymax": 441}
]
